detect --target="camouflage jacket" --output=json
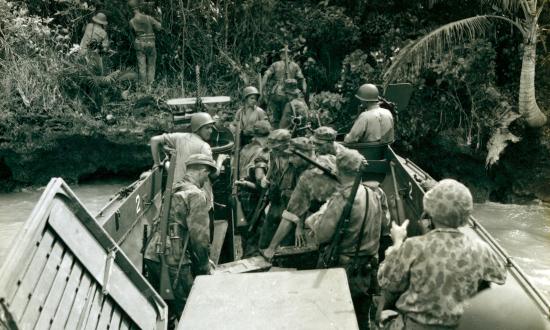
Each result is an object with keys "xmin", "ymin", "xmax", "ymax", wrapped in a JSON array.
[
  {"xmin": 279, "ymin": 98, "xmax": 309, "ymax": 131},
  {"xmin": 306, "ymin": 183, "xmax": 383, "ymax": 256},
  {"xmin": 265, "ymin": 60, "xmax": 304, "ymax": 96},
  {"xmin": 144, "ymin": 176, "xmax": 211, "ymax": 275},
  {"xmin": 377, "ymin": 228, "xmax": 507, "ymax": 326},
  {"xmin": 239, "ymin": 137, "xmax": 268, "ymax": 180},
  {"xmin": 282, "ymin": 155, "xmax": 339, "ymax": 224}
]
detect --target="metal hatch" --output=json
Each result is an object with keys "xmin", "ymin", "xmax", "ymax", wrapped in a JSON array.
[
  {"xmin": 0, "ymin": 178, "xmax": 168, "ymax": 329},
  {"xmin": 179, "ymin": 268, "xmax": 358, "ymax": 330}
]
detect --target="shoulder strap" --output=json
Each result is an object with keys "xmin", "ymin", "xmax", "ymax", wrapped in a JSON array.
[{"xmin": 353, "ymin": 186, "xmax": 369, "ymax": 260}]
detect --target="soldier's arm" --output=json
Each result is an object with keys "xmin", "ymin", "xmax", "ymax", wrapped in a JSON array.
[
  {"xmin": 261, "ymin": 66, "xmax": 274, "ymax": 94},
  {"xmin": 344, "ymin": 112, "xmax": 367, "ymax": 143},
  {"xmin": 150, "ymin": 16, "xmax": 162, "ymax": 31},
  {"xmin": 293, "ymin": 63, "xmax": 307, "ymax": 95},
  {"xmin": 186, "ymin": 192, "xmax": 211, "ymax": 275},
  {"xmin": 309, "ymin": 192, "xmax": 344, "ymax": 244},
  {"xmin": 150, "ymin": 135, "xmax": 166, "ymax": 167},
  {"xmin": 79, "ymin": 24, "xmax": 93, "ymax": 53}
]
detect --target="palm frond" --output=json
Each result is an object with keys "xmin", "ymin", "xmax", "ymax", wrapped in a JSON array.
[
  {"xmin": 428, "ymin": 0, "xmax": 523, "ymax": 11},
  {"xmin": 383, "ymin": 15, "xmax": 522, "ymax": 86}
]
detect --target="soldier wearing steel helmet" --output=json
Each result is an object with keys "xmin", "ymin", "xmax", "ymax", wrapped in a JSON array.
[
  {"xmin": 144, "ymin": 154, "xmax": 217, "ymax": 321},
  {"xmin": 232, "ymin": 86, "xmax": 267, "ymax": 145},
  {"xmin": 377, "ymin": 179, "xmax": 506, "ymax": 330},
  {"xmin": 150, "ymin": 112, "xmax": 228, "ymax": 209},
  {"xmin": 305, "ymin": 148, "xmax": 386, "ymax": 330},
  {"xmin": 344, "ymin": 84, "xmax": 395, "ymax": 145},
  {"xmin": 79, "ymin": 12, "xmax": 110, "ymax": 75},
  {"xmin": 261, "ymin": 47, "xmax": 307, "ymax": 127}
]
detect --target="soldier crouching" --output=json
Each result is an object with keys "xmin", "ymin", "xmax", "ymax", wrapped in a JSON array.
[
  {"xmin": 305, "ymin": 149, "xmax": 385, "ymax": 330},
  {"xmin": 144, "ymin": 154, "xmax": 217, "ymax": 322}
]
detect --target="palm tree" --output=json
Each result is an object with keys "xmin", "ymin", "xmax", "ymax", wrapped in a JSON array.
[{"xmin": 384, "ymin": 0, "xmax": 548, "ymax": 128}]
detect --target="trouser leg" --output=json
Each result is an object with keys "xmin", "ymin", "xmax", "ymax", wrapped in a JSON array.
[
  {"xmin": 136, "ymin": 50, "xmax": 147, "ymax": 85},
  {"xmin": 147, "ymin": 46, "xmax": 157, "ymax": 86}
]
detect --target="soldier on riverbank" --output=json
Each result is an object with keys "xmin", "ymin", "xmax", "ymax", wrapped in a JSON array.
[
  {"xmin": 261, "ymin": 47, "xmax": 307, "ymax": 127},
  {"xmin": 129, "ymin": 0, "xmax": 162, "ymax": 89},
  {"xmin": 79, "ymin": 12, "xmax": 110, "ymax": 75},
  {"xmin": 144, "ymin": 154, "xmax": 217, "ymax": 322}
]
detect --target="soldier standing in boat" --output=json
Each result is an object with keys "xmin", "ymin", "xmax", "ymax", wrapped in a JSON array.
[
  {"xmin": 129, "ymin": 0, "xmax": 162, "ymax": 89},
  {"xmin": 261, "ymin": 46, "xmax": 307, "ymax": 128},
  {"xmin": 376, "ymin": 179, "xmax": 507, "ymax": 330},
  {"xmin": 231, "ymin": 86, "xmax": 268, "ymax": 146},
  {"xmin": 144, "ymin": 154, "xmax": 217, "ymax": 321},
  {"xmin": 150, "ymin": 112, "xmax": 227, "ymax": 210},
  {"xmin": 305, "ymin": 149, "xmax": 386, "ymax": 330},
  {"xmin": 279, "ymin": 79, "xmax": 310, "ymax": 135},
  {"xmin": 344, "ymin": 84, "xmax": 394, "ymax": 146}
]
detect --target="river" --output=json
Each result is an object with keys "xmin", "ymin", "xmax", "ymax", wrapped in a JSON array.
[{"xmin": 0, "ymin": 181, "xmax": 549, "ymax": 300}]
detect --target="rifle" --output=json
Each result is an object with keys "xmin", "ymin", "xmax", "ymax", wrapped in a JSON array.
[
  {"xmin": 232, "ymin": 111, "xmax": 247, "ymax": 228},
  {"xmin": 290, "ymin": 150, "xmax": 339, "ymax": 183},
  {"xmin": 283, "ymin": 45, "xmax": 290, "ymax": 79},
  {"xmin": 321, "ymin": 165, "xmax": 364, "ymax": 268},
  {"xmin": 390, "ymin": 161, "xmax": 406, "ymax": 225},
  {"xmin": 156, "ymin": 154, "xmax": 177, "ymax": 300}
]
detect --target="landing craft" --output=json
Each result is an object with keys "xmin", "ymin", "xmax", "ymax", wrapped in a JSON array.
[{"xmin": 1, "ymin": 90, "xmax": 549, "ymax": 329}]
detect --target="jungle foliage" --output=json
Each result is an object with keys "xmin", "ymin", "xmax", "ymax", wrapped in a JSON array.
[{"xmin": 0, "ymin": 0, "xmax": 549, "ymax": 197}]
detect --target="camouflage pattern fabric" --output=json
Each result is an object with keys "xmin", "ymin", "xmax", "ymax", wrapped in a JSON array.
[
  {"xmin": 377, "ymin": 228, "xmax": 507, "ymax": 327},
  {"xmin": 282, "ymin": 155, "xmax": 339, "ymax": 224},
  {"xmin": 145, "ymin": 177, "xmax": 211, "ymax": 275},
  {"xmin": 279, "ymin": 98, "xmax": 310, "ymax": 134}
]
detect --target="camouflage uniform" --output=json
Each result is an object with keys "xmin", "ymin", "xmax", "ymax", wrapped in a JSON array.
[
  {"xmin": 279, "ymin": 79, "xmax": 309, "ymax": 134},
  {"xmin": 310, "ymin": 126, "xmax": 349, "ymax": 156},
  {"xmin": 306, "ymin": 149, "xmax": 385, "ymax": 330},
  {"xmin": 344, "ymin": 105, "xmax": 395, "ymax": 144},
  {"xmin": 157, "ymin": 132, "xmax": 214, "ymax": 209},
  {"xmin": 258, "ymin": 134, "xmax": 307, "ymax": 248},
  {"xmin": 377, "ymin": 179, "xmax": 507, "ymax": 329},
  {"xmin": 281, "ymin": 154, "xmax": 340, "ymax": 225},
  {"xmin": 263, "ymin": 54, "xmax": 305, "ymax": 127},
  {"xmin": 144, "ymin": 174, "xmax": 211, "ymax": 318}
]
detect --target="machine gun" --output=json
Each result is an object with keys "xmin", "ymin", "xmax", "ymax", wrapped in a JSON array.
[
  {"xmin": 290, "ymin": 150, "xmax": 340, "ymax": 183},
  {"xmin": 320, "ymin": 163, "xmax": 365, "ymax": 268},
  {"xmin": 155, "ymin": 154, "xmax": 177, "ymax": 300},
  {"xmin": 232, "ymin": 112, "xmax": 247, "ymax": 228}
]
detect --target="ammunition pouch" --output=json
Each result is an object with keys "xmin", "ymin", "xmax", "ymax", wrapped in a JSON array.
[{"xmin": 166, "ymin": 222, "xmax": 185, "ymax": 265}]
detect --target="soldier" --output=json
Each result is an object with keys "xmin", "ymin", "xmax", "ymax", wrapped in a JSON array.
[
  {"xmin": 257, "ymin": 130, "xmax": 293, "ymax": 248},
  {"xmin": 279, "ymin": 79, "xmax": 310, "ymax": 134},
  {"xmin": 236, "ymin": 120, "xmax": 272, "ymax": 186},
  {"xmin": 129, "ymin": 0, "xmax": 162, "ymax": 88},
  {"xmin": 232, "ymin": 86, "xmax": 268, "ymax": 146},
  {"xmin": 376, "ymin": 179, "xmax": 506, "ymax": 330},
  {"xmin": 261, "ymin": 152, "xmax": 340, "ymax": 259},
  {"xmin": 310, "ymin": 126, "xmax": 348, "ymax": 156},
  {"xmin": 344, "ymin": 84, "xmax": 394, "ymax": 145},
  {"xmin": 79, "ymin": 12, "xmax": 110, "ymax": 75},
  {"xmin": 150, "ymin": 112, "xmax": 227, "ymax": 209},
  {"xmin": 144, "ymin": 154, "xmax": 217, "ymax": 321},
  {"xmin": 305, "ymin": 149, "xmax": 386, "ymax": 330},
  {"xmin": 261, "ymin": 47, "xmax": 307, "ymax": 127}
]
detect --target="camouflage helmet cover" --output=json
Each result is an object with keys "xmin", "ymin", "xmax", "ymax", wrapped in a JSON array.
[
  {"xmin": 284, "ymin": 137, "xmax": 314, "ymax": 154},
  {"xmin": 267, "ymin": 129, "xmax": 291, "ymax": 149},
  {"xmin": 336, "ymin": 149, "xmax": 366, "ymax": 174},
  {"xmin": 252, "ymin": 120, "xmax": 272, "ymax": 136},
  {"xmin": 311, "ymin": 126, "xmax": 337, "ymax": 144},
  {"xmin": 423, "ymin": 178, "xmax": 473, "ymax": 228}
]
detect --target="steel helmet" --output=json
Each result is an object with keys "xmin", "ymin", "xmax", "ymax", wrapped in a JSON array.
[
  {"xmin": 355, "ymin": 84, "xmax": 379, "ymax": 102},
  {"xmin": 92, "ymin": 13, "xmax": 108, "ymax": 26},
  {"xmin": 185, "ymin": 154, "xmax": 217, "ymax": 172},
  {"xmin": 243, "ymin": 86, "xmax": 260, "ymax": 99},
  {"xmin": 191, "ymin": 112, "xmax": 215, "ymax": 132}
]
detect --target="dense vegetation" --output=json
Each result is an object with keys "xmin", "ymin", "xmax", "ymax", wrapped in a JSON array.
[{"xmin": 0, "ymin": 0, "xmax": 549, "ymax": 202}]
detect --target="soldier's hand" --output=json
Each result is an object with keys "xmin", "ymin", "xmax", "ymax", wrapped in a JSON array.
[
  {"xmin": 260, "ymin": 176, "xmax": 270, "ymax": 188},
  {"xmin": 295, "ymin": 223, "xmax": 306, "ymax": 247},
  {"xmin": 390, "ymin": 219, "xmax": 409, "ymax": 246}
]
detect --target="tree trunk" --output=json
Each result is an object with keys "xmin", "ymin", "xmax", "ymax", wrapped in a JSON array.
[{"xmin": 518, "ymin": 23, "xmax": 547, "ymax": 127}]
